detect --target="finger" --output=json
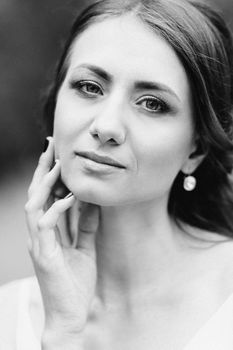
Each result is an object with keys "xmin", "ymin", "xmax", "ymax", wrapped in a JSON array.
[
  {"xmin": 37, "ymin": 193, "xmax": 75, "ymax": 231},
  {"xmin": 28, "ymin": 221, "xmax": 63, "ymax": 250},
  {"xmin": 27, "ymin": 235, "xmax": 40, "ymax": 260},
  {"xmin": 76, "ymin": 203, "xmax": 100, "ymax": 258},
  {"xmin": 28, "ymin": 136, "xmax": 54, "ymax": 198},
  {"xmin": 54, "ymin": 225, "xmax": 63, "ymax": 246},
  {"xmin": 25, "ymin": 160, "xmax": 61, "ymax": 238},
  {"xmin": 25, "ymin": 207, "xmax": 44, "ymax": 239},
  {"xmin": 36, "ymin": 228, "xmax": 59, "ymax": 259},
  {"xmin": 66, "ymin": 199, "xmax": 81, "ymax": 246},
  {"xmin": 26, "ymin": 160, "xmax": 61, "ymax": 213},
  {"xmin": 29, "ymin": 195, "xmax": 75, "ymax": 260},
  {"xmin": 36, "ymin": 194, "xmax": 75, "ymax": 255}
]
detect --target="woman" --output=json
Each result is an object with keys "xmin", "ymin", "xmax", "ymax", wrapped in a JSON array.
[{"xmin": 1, "ymin": 0, "xmax": 233, "ymax": 349}]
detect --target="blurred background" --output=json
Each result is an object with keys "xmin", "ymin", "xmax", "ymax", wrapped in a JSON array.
[{"xmin": 0, "ymin": 0, "xmax": 233, "ymax": 286}]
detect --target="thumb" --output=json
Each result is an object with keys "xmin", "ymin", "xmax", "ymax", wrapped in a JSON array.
[{"xmin": 76, "ymin": 202, "xmax": 100, "ymax": 258}]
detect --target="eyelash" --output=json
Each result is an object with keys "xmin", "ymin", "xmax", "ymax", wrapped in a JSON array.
[
  {"xmin": 70, "ymin": 80, "xmax": 170, "ymax": 114},
  {"xmin": 136, "ymin": 96, "xmax": 169, "ymax": 113},
  {"xmin": 70, "ymin": 80, "xmax": 103, "ymax": 97}
]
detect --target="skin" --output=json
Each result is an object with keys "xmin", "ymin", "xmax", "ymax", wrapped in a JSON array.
[
  {"xmin": 25, "ymin": 14, "xmax": 233, "ymax": 350},
  {"xmin": 55, "ymin": 16, "xmax": 197, "ymax": 207},
  {"xmin": 54, "ymin": 14, "xmax": 203, "ymax": 305}
]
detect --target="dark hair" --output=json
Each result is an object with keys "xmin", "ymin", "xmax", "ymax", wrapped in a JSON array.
[{"xmin": 44, "ymin": 0, "xmax": 233, "ymax": 238}]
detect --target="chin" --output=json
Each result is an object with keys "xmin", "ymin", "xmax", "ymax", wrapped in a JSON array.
[
  {"xmin": 63, "ymin": 182, "xmax": 113, "ymax": 206},
  {"xmin": 62, "ymin": 172, "xmax": 129, "ymax": 206},
  {"xmin": 76, "ymin": 191, "xmax": 120, "ymax": 206}
]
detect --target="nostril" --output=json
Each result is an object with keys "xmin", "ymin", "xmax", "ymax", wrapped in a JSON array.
[{"xmin": 109, "ymin": 138, "xmax": 116, "ymax": 144}]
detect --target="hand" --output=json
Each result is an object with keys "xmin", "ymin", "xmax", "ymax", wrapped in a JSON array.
[{"xmin": 25, "ymin": 137, "xmax": 100, "ymax": 347}]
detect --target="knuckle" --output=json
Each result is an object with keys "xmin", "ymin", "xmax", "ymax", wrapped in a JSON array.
[
  {"xmin": 38, "ymin": 152, "xmax": 47, "ymax": 165},
  {"xmin": 27, "ymin": 186, "xmax": 34, "ymax": 198},
  {"xmin": 31, "ymin": 255, "xmax": 47, "ymax": 272},
  {"xmin": 37, "ymin": 218, "xmax": 47, "ymax": 230},
  {"xmin": 48, "ymin": 200, "xmax": 63, "ymax": 215},
  {"xmin": 24, "ymin": 201, "xmax": 34, "ymax": 213},
  {"xmin": 53, "ymin": 200, "xmax": 63, "ymax": 211},
  {"xmin": 34, "ymin": 255, "xmax": 47, "ymax": 270},
  {"xmin": 41, "ymin": 171, "xmax": 50, "ymax": 183},
  {"xmin": 42, "ymin": 171, "xmax": 55, "ymax": 188}
]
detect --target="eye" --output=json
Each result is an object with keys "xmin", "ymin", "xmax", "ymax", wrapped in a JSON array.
[
  {"xmin": 70, "ymin": 80, "xmax": 103, "ymax": 97},
  {"xmin": 136, "ymin": 96, "xmax": 169, "ymax": 113}
]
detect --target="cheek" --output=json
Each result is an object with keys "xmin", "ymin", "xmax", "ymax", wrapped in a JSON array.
[
  {"xmin": 53, "ymin": 91, "xmax": 85, "ymax": 156},
  {"xmin": 132, "ymin": 121, "xmax": 194, "ymax": 195}
]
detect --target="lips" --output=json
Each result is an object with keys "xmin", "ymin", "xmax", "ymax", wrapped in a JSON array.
[{"xmin": 76, "ymin": 151, "xmax": 126, "ymax": 168}]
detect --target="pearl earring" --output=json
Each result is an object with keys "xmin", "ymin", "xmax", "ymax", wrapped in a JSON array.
[{"xmin": 183, "ymin": 175, "xmax": 196, "ymax": 191}]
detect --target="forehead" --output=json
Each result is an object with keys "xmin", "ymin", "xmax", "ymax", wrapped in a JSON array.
[{"xmin": 67, "ymin": 15, "xmax": 191, "ymax": 103}]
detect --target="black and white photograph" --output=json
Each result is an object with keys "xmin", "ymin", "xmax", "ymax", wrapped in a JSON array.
[{"xmin": 0, "ymin": 0, "xmax": 233, "ymax": 349}]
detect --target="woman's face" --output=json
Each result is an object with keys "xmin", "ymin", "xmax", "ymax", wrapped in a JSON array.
[{"xmin": 54, "ymin": 15, "xmax": 196, "ymax": 206}]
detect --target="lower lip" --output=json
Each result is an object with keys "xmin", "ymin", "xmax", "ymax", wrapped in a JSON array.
[{"xmin": 77, "ymin": 155, "xmax": 125, "ymax": 174}]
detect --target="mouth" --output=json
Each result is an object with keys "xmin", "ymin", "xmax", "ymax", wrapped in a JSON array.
[{"xmin": 75, "ymin": 151, "xmax": 126, "ymax": 169}]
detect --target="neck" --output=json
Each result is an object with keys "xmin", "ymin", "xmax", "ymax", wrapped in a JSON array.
[{"xmin": 95, "ymin": 197, "xmax": 184, "ymax": 310}]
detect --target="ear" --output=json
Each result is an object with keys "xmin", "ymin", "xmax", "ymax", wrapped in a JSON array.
[{"xmin": 181, "ymin": 139, "xmax": 206, "ymax": 175}]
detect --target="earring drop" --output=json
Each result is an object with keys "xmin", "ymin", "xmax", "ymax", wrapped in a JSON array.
[{"xmin": 183, "ymin": 175, "xmax": 196, "ymax": 191}]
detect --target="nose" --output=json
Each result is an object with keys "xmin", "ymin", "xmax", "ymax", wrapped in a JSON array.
[{"xmin": 89, "ymin": 96, "xmax": 127, "ymax": 145}]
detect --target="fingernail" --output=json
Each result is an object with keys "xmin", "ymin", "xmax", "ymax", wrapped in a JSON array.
[
  {"xmin": 53, "ymin": 159, "xmax": 60, "ymax": 169},
  {"xmin": 43, "ymin": 136, "xmax": 53, "ymax": 153},
  {"xmin": 64, "ymin": 192, "xmax": 74, "ymax": 199},
  {"xmin": 27, "ymin": 237, "xmax": 32, "ymax": 251},
  {"xmin": 43, "ymin": 138, "xmax": 49, "ymax": 152}
]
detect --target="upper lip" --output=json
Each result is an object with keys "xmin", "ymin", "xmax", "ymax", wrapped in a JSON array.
[{"xmin": 76, "ymin": 151, "xmax": 126, "ymax": 168}]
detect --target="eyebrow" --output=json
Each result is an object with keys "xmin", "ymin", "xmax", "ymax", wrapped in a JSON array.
[
  {"xmin": 73, "ymin": 63, "xmax": 181, "ymax": 102},
  {"xmin": 73, "ymin": 64, "xmax": 112, "ymax": 82}
]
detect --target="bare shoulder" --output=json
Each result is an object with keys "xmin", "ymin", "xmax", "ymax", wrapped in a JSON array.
[
  {"xmin": 0, "ymin": 276, "xmax": 44, "ymax": 345},
  {"xmin": 0, "ymin": 275, "xmax": 42, "ymax": 318},
  {"xmin": 0, "ymin": 276, "xmax": 31, "ymax": 310},
  {"xmin": 191, "ymin": 227, "xmax": 233, "ymax": 297},
  {"xmin": 179, "ymin": 224, "xmax": 233, "ymax": 296},
  {"xmin": 0, "ymin": 275, "xmax": 40, "ymax": 301},
  {"xmin": 0, "ymin": 277, "xmax": 34, "ymax": 345},
  {"xmin": 213, "ymin": 238, "xmax": 233, "ymax": 297}
]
